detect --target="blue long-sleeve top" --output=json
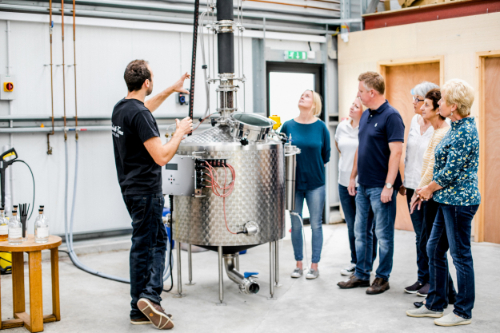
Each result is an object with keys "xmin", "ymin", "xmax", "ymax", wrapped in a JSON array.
[
  {"xmin": 281, "ymin": 119, "xmax": 331, "ymax": 191},
  {"xmin": 432, "ymin": 117, "xmax": 481, "ymax": 206}
]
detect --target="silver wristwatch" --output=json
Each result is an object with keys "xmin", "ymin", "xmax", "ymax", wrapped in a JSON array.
[{"xmin": 385, "ymin": 183, "xmax": 393, "ymax": 189}]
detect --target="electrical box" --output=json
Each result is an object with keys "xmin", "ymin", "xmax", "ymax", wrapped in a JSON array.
[
  {"xmin": 0, "ymin": 75, "xmax": 16, "ymax": 100},
  {"xmin": 177, "ymin": 91, "xmax": 190, "ymax": 105},
  {"xmin": 162, "ymin": 154, "xmax": 195, "ymax": 196}
]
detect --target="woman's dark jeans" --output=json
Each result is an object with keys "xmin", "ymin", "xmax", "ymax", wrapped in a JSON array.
[
  {"xmin": 422, "ymin": 198, "xmax": 456, "ymax": 302},
  {"xmin": 406, "ymin": 188, "xmax": 428, "ymax": 284},
  {"xmin": 123, "ymin": 192, "xmax": 167, "ymax": 320},
  {"xmin": 338, "ymin": 184, "xmax": 377, "ymax": 265},
  {"xmin": 425, "ymin": 204, "xmax": 478, "ymax": 319}
]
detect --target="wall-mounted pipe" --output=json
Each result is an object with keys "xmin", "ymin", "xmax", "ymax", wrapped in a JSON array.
[
  {"xmin": 245, "ymin": 0, "xmax": 340, "ymax": 11},
  {"xmin": 224, "ymin": 254, "xmax": 259, "ymax": 294},
  {"xmin": 0, "ymin": 124, "xmax": 209, "ymax": 134},
  {"xmin": 61, "ymin": 0, "xmax": 67, "ymax": 141},
  {"xmin": 72, "ymin": 0, "xmax": 79, "ymax": 140},
  {"xmin": 47, "ymin": 0, "xmax": 55, "ymax": 155}
]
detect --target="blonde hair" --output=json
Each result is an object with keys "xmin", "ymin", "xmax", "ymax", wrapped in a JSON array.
[
  {"xmin": 358, "ymin": 71, "xmax": 385, "ymax": 95},
  {"xmin": 441, "ymin": 79, "xmax": 474, "ymax": 117},
  {"xmin": 305, "ymin": 90, "xmax": 323, "ymax": 117}
]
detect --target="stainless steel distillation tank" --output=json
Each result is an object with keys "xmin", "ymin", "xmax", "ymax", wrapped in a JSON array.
[{"xmin": 162, "ymin": 0, "xmax": 299, "ymax": 305}]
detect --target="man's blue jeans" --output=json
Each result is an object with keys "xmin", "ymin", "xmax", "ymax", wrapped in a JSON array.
[
  {"xmin": 338, "ymin": 184, "xmax": 377, "ymax": 265},
  {"xmin": 123, "ymin": 192, "xmax": 167, "ymax": 320},
  {"xmin": 354, "ymin": 185, "xmax": 397, "ymax": 281},
  {"xmin": 425, "ymin": 204, "xmax": 479, "ymax": 319},
  {"xmin": 291, "ymin": 185, "xmax": 325, "ymax": 264},
  {"xmin": 406, "ymin": 188, "xmax": 429, "ymax": 284}
]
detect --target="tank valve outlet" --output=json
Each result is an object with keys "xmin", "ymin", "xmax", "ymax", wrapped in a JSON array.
[
  {"xmin": 240, "ymin": 137, "xmax": 249, "ymax": 146},
  {"xmin": 243, "ymin": 221, "xmax": 259, "ymax": 235}
]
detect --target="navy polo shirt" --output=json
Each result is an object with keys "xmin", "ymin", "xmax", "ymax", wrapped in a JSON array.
[{"xmin": 358, "ymin": 100, "xmax": 405, "ymax": 189}]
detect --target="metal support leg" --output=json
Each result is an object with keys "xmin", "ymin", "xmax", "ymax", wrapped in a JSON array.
[
  {"xmin": 234, "ymin": 252, "xmax": 240, "ymax": 271},
  {"xmin": 173, "ymin": 242, "xmax": 185, "ymax": 298},
  {"xmin": 274, "ymin": 240, "xmax": 281, "ymax": 287},
  {"xmin": 186, "ymin": 244, "xmax": 195, "ymax": 285},
  {"xmin": 268, "ymin": 242, "xmax": 276, "ymax": 300},
  {"xmin": 216, "ymin": 246, "xmax": 226, "ymax": 306}
]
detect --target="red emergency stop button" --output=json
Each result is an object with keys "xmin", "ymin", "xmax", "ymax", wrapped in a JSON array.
[{"xmin": 3, "ymin": 82, "xmax": 14, "ymax": 92}]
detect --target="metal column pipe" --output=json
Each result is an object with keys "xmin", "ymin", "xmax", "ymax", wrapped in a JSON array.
[
  {"xmin": 274, "ymin": 240, "xmax": 280, "ymax": 287},
  {"xmin": 216, "ymin": 246, "xmax": 226, "ymax": 306},
  {"xmin": 268, "ymin": 242, "xmax": 276, "ymax": 300},
  {"xmin": 61, "ymin": 0, "xmax": 67, "ymax": 141},
  {"xmin": 186, "ymin": 244, "xmax": 195, "ymax": 285},
  {"xmin": 217, "ymin": 0, "xmax": 234, "ymax": 74},
  {"xmin": 174, "ymin": 242, "xmax": 185, "ymax": 298}
]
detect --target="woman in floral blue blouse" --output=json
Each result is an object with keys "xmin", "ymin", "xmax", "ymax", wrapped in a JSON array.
[{"xmin": 406, "ymin": 79, "xmax": 480, "ymax": 327}]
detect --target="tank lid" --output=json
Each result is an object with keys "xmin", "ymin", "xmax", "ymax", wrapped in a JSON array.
[{"xmin": 231, "ymin": 113, "xmax": 275, "ymax": 128}]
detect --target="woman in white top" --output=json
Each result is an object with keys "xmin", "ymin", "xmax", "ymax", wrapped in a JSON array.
[
  {"xmin": 401, "ymin": 81, "xmax": 438, "ymax": 296},
  {"xmin": 335, "ymin": 97, "xmax": 376, "ymax": 276}
]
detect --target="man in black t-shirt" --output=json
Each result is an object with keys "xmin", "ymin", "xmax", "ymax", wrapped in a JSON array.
[{"xmin": 112, "ymin": 59, "xmax": 192, "ymax": 330}]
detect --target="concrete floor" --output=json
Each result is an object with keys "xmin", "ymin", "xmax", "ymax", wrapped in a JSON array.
[{"xmin": 1, "ymin": 224, "xmax": 500, "ymax": 333}]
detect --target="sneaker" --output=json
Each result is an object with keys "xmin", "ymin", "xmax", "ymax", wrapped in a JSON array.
[
  {"xmin": 340, "ymin": 263, "xmax": 356, "ymax": 276},
  {"xmin": 366, "ymin": 277, "xmax": 390, "ymax": 295},
  {"xmin": 406, "ymin": 305, "xmax": 443, "ymax": 318},
  {"xmin": 417, "ymin": 283, "xmax": 430, "ymax": 297},
  {"xmin": 291, "ymin": 268, "xmax": 303, "ymax": 278},
  {"xmin": 434, "ymin": 313, "xmax": 472, "ymax": 327},
  {"xmin": 130, "ymin": 317, "xmax": 152, "ymax": 325},
  {"xmin": 337, "ymin": 274, "xmax": 370, "ymax": 289},
  {"xmin": 404, "ymin": 281, "xmax": 423, "ymax": 294},
  {"xmin": 306, "ymin": 269, "xmax": 319, "ymax": 279},
  {"xmin": 137, "ymin": 298, "xmax": 174, "ymax": 330}
]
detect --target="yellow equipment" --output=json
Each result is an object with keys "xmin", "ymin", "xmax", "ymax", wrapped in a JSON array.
[
  {"xmin": 269, "ymin": 115, "xmax": 282, "ymax": 130},
  {"xmin": 0, "ymin": 251, "xmax": 12, "ymax": 274}
]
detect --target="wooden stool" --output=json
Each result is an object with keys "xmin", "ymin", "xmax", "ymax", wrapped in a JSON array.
[{"xmin": 0, "ymin": 235, "xmax": 62, "ymax": 332}]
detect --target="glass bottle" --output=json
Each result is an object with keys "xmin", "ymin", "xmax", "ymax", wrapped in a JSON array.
[
  {"xmin": 34, "ymin": 208, "xmax": 49, "ymax": 244},
  {"xmin": 8, "ymin": 210, "xmax": 22, "ymax": 245},
  {"xmin": 0, "ymin": 208, "xmax": 8, "ymax": 242}
]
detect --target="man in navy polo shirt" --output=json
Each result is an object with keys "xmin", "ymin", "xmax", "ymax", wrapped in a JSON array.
[{"xmin": 338, "ymin": 71, "xmax": 404, "ymax": 295}]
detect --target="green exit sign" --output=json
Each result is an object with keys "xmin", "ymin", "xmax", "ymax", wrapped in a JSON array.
[{"xmin": 284, "ymin": 51, "xmax": 308, "ymax": 60}]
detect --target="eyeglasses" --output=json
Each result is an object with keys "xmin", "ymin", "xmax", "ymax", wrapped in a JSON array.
[{"xmin": 413, "ymin": 96, "xmax": 424, "ymax": 103}]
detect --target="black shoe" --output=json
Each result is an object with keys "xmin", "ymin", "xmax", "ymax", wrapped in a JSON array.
[
  {"xmin": 416, "ymin": 283, "xmax": 430, "ymax": 297},
  {"xmin": 337, "ymin": 275, "xmax": 370, "ymax": 289},
  {"xmin": 414, "ymin": 301, "xmax": 448, "ymax": 309},
  {"xmin": 404, "ymin": 281, "xmax": 423, "ymax": 294}
]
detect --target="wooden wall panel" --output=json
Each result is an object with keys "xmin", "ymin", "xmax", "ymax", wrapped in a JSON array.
[
  {"xmin": 383, "ymin": 62, "xmax": 440, "ymax": 231},
  {"xmin": 484, "ymin": 57, "xmax": 500, "ymax": 244}
]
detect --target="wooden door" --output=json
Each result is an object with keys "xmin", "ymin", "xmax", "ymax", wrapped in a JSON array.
[
  {"xmin": 383, "ymin": 62, "xmax": 441, "ymax": 231},
  {"xmin": 484, "ymin": 57, "xmax": 500, "ymax": 244}
]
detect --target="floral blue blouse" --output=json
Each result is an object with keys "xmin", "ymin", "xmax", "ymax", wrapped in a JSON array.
[{"xmin": 432, "ymin": 117, "xmax": 481, "ymax": 206}]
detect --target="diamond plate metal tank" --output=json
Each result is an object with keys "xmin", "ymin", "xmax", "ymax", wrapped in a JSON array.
[{"xmin": 173, "ymin": 125, "xmax": 286, "ymax": 248}]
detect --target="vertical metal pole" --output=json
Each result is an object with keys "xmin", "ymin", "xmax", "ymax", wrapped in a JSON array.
[
  {"xmin": 173, "ymin": 242, "xmax": 184, "ymax": 298},
  {"xmin": 268, "ymin": 242, "xmax": 276, "ymax": 300},
  {"xmin": 216, "ymin": 246, "xmax": 226, "ymax": 305},
  {"xmin": 186, "ymin": 244, "xmax": 195, "ymax": 285},
  {"xmin": 234, "ymin": 252, "xmax": 239, "ymax": 271},
  {"xmin": 274, "ymin": 240, "xmax": 280, "ymax": 287}
]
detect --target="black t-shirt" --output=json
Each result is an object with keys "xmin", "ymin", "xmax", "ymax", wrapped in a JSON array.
[{"xmin": 112, "ymin": 98, "xmax": 161, "ymax": 195}]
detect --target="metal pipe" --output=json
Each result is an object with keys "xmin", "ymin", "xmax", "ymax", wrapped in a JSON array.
[
  {"xmin": 217, "ymin": 246, "xmax": 225, "ymax": 305},
  {"xmin": 5, "ymin": 21, "xmax": 14, "ymax": 207},
  {"xmin": 274, "ymin": 240, "xmax": 280, "ymax": 287},
  {"xmin": 245, "ymin": 0, "xmax": 339, "ymax": 11},
  {"xmin": 72, "ymin": 0, "xmax": 79, "ymax": 140},
  {"xmin": 268, "ymin": 242, "xmax": 275, "ymax": 299},
  {"xmin": 174, "ymin": 242, "xmax": 184, "ymax": 297},
  {"xmin": 234, "ymin": 252, "xmax": 239, "ymax": 271},
  {"xmin": 61, "ymin": 0, "xmax": 67, "ymax": 141},
  {"xmin": 47, "ymin": 0, "xmax": 55, "ymax": 154},
  {"xmin": 223, "ymin": 254, "xmax": 259, "ymax": 295},
  {"xmin": 186, "ymin": 244, "xmax": 195, "ymax": 285}
]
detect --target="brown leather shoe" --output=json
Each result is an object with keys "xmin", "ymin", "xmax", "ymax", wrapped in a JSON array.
[
  {"xmin": 137, "ymin": 298, "xmax": 174, "ymax": 330},
  {"xmin": 337, "ymin": 274, "xmax": 370, "ymax": 289},
  {"xmin": 366, "ymin": 277, "xmax": 390, "ymax": 295}
]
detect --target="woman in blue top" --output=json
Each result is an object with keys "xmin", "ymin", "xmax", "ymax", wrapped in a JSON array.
[
  {"xmin": 281, "ymin": 90, "xmax": 331, "ymax": 280},
  {"xmin": 406, "ymin": 79, "xmax": 480, "ymax": 327}
]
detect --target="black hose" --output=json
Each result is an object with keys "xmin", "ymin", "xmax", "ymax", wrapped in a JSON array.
[
  {"xmin": 12, "ymin": 160, "xmax": 35, "ymax": 220},
  {"xmin": 188, "ymin": 0, "xmax": 200, "ymax": 130}
]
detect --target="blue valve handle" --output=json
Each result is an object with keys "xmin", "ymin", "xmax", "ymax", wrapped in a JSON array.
[{"xmin": 244, "ymin": 272, "xmax": 259, "ymax": 279}]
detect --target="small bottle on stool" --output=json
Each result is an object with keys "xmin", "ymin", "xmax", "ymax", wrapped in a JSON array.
[
  {"xmin": 8, "ymin": 210, "xmax": 22, "ymax": 245},
  {"xmin": 0, "ymin": 207, "xmax": 8, "ymax": 241},
  {"xmin": 34, "ymin": 208, "xmax": 49, "ymax": 244}
]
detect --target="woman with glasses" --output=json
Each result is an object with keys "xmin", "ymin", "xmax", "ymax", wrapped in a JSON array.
[
  {"xmin": 281, "ymin": 90, "xmax": 331, "ymax": 280},
  {"xmin": 401, "ymin": 82, "xmax": 438, "ymax": 297},
  {"xmin": 406, "ymin": 79, "xmax": 480, "ymax": 327}
]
